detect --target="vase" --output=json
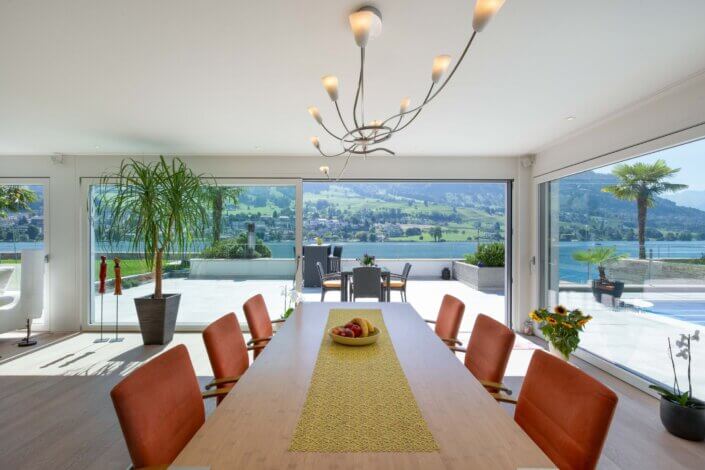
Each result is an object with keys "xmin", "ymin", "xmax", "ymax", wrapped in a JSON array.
[
  {"xmin": 659, "ymin": 396, "xmax": 705, "ymax": 441},
  {"xmin": 548, "ymin": 342, "xmax": 570, "ymax": 361}
]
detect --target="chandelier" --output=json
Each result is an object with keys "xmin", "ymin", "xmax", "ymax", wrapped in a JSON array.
[{"xmin": 308, "ymin": 0, "xmax": 506, "ymax": 173}]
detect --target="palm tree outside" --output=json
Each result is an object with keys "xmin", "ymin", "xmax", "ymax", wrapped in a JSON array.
[
  {"xmin": 602, "ymin": 159, "xmax": 687, "ymax": 259},
  {"xmin": 204, "ymin": 186, "xmax": 243, "ymax": 244}
]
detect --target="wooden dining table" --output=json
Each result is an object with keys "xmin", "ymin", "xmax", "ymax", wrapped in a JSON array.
[{"xmin": 173, "ymin": 302, "xmax": 555, "ymax": 469}]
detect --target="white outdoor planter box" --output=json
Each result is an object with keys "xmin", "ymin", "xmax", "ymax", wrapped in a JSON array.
[
  {"xmin": 452, "ymin": 261, "xmax": 504, "ymax": 290},
  {"xmin": 189, "ymin": 258, "xmax": 296, "ymax": 279}
]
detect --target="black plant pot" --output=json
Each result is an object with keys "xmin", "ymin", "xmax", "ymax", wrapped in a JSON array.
[
  {"xmin": 659, "ymin": 396, "xmax": 705, "ymax": 441},
  {"xmin": 134, "ymin": 293, "xmax": 181, "ymax": 345}
]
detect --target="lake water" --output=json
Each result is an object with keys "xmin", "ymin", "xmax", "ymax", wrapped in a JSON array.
[{"xmin": 3, "ymin": 240, "xmax": 704, "ymax": 285}]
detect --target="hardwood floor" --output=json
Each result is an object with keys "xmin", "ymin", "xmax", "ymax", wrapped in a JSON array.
[{"xmin": 0, "ymin": 330, "xmax": 703, "ymax": 469}]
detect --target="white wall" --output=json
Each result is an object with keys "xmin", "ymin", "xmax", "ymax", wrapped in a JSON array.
[{"xmin": 0, "ymin": 154, "xmax": 525, "ymax": 331}]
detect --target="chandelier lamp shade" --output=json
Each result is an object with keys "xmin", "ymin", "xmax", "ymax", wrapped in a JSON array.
[{"xmin": 308, "ymin": 0, "xmax": 506, "ymax": 169}]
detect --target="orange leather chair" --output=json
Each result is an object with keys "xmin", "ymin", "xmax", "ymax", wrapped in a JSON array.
[
  {"xmin": 451, "ymin": 313, "xmax": 515, "ymax": 396},
  {"xmin": 425, "ymin": 294, "xmax": 465, "ymax": 347},
  {"xmin": 202, "ymin": 313, "xmax": 264, "ymax": 403},
  {"xmin": 243, "ymin": 294, "xmax": 284, "ymax": 358},
  {"xmin": 497, "ymin": 350, "xmax": 618, "ymax": 470},
  {"xmin": 110, "ymin": 345, "xmax": 229, "ymax": 468}
]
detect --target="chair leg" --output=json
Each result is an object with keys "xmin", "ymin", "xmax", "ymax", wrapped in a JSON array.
[{"xmin": 321, "ymin": 288, "xmax": 325, "ymax": 302}]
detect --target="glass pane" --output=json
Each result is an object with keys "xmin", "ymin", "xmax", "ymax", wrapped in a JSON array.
[
  {"xmin": 89, "ymin": 183, "xmax": 297, "ymax": 325},
  {"xmin": 0, "ymin": 184, "xmax": 45, "ymax": 303},
  {"xmin": 540, "ymin": 138, "xmax": 705, "ymax": 392},
  {"xmin": 301, "ymin": 181, "xmax": 508, "ymax": 328}
]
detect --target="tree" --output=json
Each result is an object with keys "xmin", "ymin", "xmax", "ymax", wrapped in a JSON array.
[
  {"xmin": 0, "ymin": 186, "xmax": 37, "ymax": 219},
  {"xmin": 602, "ymin": 159, "xmax": 687, "ymax": 259},
  {"xmin": 204, "ymin": 187, "xmax": 243, "ymax": 244},
  {"xmin": 429, "ymin": 226, "xmax": 443, "ymax": 242}
]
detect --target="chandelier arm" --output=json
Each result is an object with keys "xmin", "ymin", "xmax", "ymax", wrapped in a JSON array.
[
  {"xmin": 334, "ymin": 101, "xmax": 352, "ymax": 134},
  {"xmin": 380, "ymin": 30, "xmax": 478, "ymax": 127},
  {"xmin": 391, "ymin": 84, "xmax": 435, "ymax": 132},
  {"xmin": 335, "ymin": 153, "xmax": 354, "ymax": 181},
  {"xmin": 426, "ymin": 30, "xmax": 477, "ymax": 104},
  {"xmin": 350, "ymin": 147, "xmax": 395, "ymax": 156},
  {"xmin": 319, "ymin": 121, "xmax": 345, "ymax": 141},
  {"xmin": 316, "ymin": 146, "xmax": 349, "ymax": 158},
  {"xmin": 351, "ymin": 48, "xmax": 365, "ymax": 131}
]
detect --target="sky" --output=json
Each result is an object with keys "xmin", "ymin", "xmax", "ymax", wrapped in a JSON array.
[{"xmin": 595, "ymin": 137, "xmax": 705, "ymax": 191}]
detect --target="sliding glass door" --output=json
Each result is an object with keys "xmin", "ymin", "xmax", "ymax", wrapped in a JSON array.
[
  {"xmin": 302, "ymin": 180, "xmax": 510, "ymax": 325},
  {"xmin": 87, "ymin": 180, "xmax": 297, "ymax": 327},
  {"xmin": 539, "ymin": 138, "xmax": 705, "ymax": 391},
  {"xmin": 0, "ymin": 180, "xmax": 48, "ymax": 324}
]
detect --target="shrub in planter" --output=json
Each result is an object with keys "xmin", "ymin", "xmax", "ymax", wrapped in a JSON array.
[
  {"xmin": 201, "ymin": 232, "xmax": 272, "ymax": 259},
  {"xmin": 650, "ymin": 331, "xmax": 705, "ymax": 441},
  {"xmin": 464, "ymin": 243, "xmax": 504, "ymax": 267}
]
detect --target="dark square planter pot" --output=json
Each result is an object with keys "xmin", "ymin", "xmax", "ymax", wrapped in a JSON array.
[
  {"xmin": 134, "ymin": 293, "xmax": 181, "ymax": 345},
  {"xmin": 659, "ymin": 396, "xmax": 705, "ymax": 441}
]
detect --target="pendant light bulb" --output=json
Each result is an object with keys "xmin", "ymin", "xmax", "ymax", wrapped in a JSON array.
[
  {"xmin": 472, "ymin": 0, "xmax": 506, "ymax": 32},
  {"xmin": 321, "ymin": 75, "xmax": 339, "ymax": 101},
  {"xmin": 310, "ymin": 136, "xmax": 320, "ymax": 148},
  {"xmin": 431, "ymin": 55, "xmax": 452, "ymax": 83},
  {"xmin": 400, "ymin": 97, "xmax": 411, "ymax": 113},
  {"xmin": 349, "ymin": 7, "xmax": 383, "ymax": 48},
  {"xmin": 308, "ymin": 106, "xmax": 322, "ymax": 124}
]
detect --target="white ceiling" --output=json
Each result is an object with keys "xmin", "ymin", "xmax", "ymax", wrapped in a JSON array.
[{"xmin": 1, "ymin": 0, "xmax": 705, "ymax": 157}]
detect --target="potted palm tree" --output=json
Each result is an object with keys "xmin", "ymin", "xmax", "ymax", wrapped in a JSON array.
[
  {"xmin": 97, "ymin": 156, "xmax": 210, "ymax": 345},
  {"xmin": 571, "ymin": 247, "xmax": 626, "ymax": 303}
]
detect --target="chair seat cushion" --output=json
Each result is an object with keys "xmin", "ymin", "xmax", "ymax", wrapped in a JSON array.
[
  {"xmin": 323, "ymin": 280, "xmax": 342, "ymax": 288},
  {"xmin": 387, "ymin": 280, "xmax": 406, "ymax": 288}
]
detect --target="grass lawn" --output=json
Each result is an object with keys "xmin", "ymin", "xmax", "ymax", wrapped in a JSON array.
[{"xmin": 94, "ymin": 259, "xmax": 152, "ymax": 280}]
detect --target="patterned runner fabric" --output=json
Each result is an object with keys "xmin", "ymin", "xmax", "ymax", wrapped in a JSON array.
[{"xmin": 289, "ymin": 309, "xmax": 439, "ymax": 452}]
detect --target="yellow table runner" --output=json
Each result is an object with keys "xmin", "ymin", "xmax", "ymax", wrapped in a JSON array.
[{"xmin": 289, "ymin": 309, "xmax": 438, "ymax": 452}]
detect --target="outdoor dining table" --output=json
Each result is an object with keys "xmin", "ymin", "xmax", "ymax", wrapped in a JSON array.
[
  {"xmin": 173, "ymin": 302, "xmax": 555, "ymax": 470},
  {"xmin": 340, "ymin": 267, "xmax": 391, "ymax": 302}
]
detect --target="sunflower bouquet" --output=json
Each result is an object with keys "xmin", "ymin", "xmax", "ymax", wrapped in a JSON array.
[{"xmin": 529, "ymin": 306, "xmax": 592, "ymax": 359}]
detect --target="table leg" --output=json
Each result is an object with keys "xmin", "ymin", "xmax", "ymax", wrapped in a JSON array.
[{"xmin": 341, "ymin": 273, "xmax": 348, "ymax": 302}]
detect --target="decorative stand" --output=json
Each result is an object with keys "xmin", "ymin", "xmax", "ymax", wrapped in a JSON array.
[
  {"xmin": 17, "ymin": 318, "xmax": 37, "ymax": 347},
  {"xmin": 110, "ymin": 257, "xmax": 124, "ymax": 343},
  {"xmin": 94, "ymin": 256, "xmax": 109, "ymax": 343}
]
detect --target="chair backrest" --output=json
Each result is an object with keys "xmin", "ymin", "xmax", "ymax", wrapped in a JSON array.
[
  {"xmin": 464, "ymin": 314, "xmax": 515, "ymax": 384},
  {"xmin": 515, "ymin": 350, "xmax": 618, "ymax": 470},
  {"xmin": 401, "ymin": 262, "xmax": 412, "ymax": 280},
  {"xmin": 202, "ymin": 313, "xmax": 249, "ymax": 382},
  {"xmin": 316, "ymin": 261, "xmax": 326, "ymax": 281},
  {"xmin": 352, "ymin": 267, "xmax": 382, "ymax": 299},
  {"xmin": 332, "ymin": 245, "xmax": 343, "ymax": 257},
  {"xmin": 434, "ymin": 294, "xmax": 465, "ymax": 341},
  {"xmin": 243, "ymin": 294, "xmax": 272, "ymax": 359},
  {"xmin": 110, "ymin": 345, "xmax": 204, "ymax": 468}
]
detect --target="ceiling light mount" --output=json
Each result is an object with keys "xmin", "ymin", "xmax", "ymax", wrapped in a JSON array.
[{"xmin": 308, "ymin": 1, "xmax": 506, "ymax": 177}]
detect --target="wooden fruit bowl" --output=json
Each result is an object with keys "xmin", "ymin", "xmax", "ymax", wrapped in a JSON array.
[{"xmin": 329, "ymin": 327, "xmax": 380, "ymax": 346}]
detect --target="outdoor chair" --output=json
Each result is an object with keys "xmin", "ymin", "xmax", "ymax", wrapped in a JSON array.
[
  {"xmin": 351, "ymin": 266, "xmax": 383, "ymax": 301},
  {"xmin": 386, "ymin": 262, "xmax": 411, "ymax": 302},
  {"xmin": 316, "ymin": 261, "xmax": 341, "ymax": 301},
  {"xmin": 328, "ymin": 245, "xmax": 343, "ymax": 272}
]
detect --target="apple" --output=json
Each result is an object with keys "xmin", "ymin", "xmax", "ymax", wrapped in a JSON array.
[
  {"xmin": 342, "ymin": 328, "xmax": 354, "ymax": 337},
  {"xmin": 332, "ymin": 327, "xmax": 343, "ymax": 336},
  {"xmin": 344, "ymin": 322, "xmax": 355, "ymax": 330},
  {"xmin": 349, "ymin": 324, "xmax": 362, "ymax": 337}
]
